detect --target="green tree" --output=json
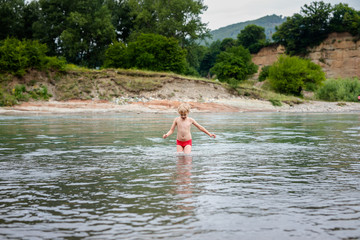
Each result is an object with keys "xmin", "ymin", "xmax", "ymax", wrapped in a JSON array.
[
  {"xmin": 0, "ymin": 0, "xmax": 25, "ymax": 40},
  {"xmin": 104, "ymin": 34, "xmax": 187, "ymax": 73},
  {"xmin": 237, "ymin": 24, "xmax": 266, "ymax": 53},
  {"xmin": 329, "ymin": 3, "xmax": 360, "ymax": 36},
  {"xmin": 60, "ymin": 4, "xmax": 115, "ymax": 67},
  {"xmin": 273, "ymin": 1, "xmax": 337, "ymax": 55},
  {"xmin": 33, "ymin": 0, "xmax": 77, "ymax": 56},
  {"xmin": 185, "ymin": 43, "xmax": 207, "ymax": 76},
  {"xmin": 103, "ymin": 41, "xmax": 129, "ymax": 68},
  {"xmin": 220, "ymin": 38, "xmax": 237, "ymax": 51},
  {"xmin": 128, "ymin": 0, "xmax": 209, "ymax": 46},
  {"xmin": 127, "ymin": 33, "xmax": 187, "ymax": 73},
  {"xmin": 106, "ymin": 0, "xmax": 132, "ymax": 42},
  {"xmin": 210, "ymin": 46, "xmax": 258, "ymax": 83},
  {"xmin": 199, "ymin": 40, "xmax": 221, "ymax": 77},
  {"xmin": 0, "ymin": 37, "xmax": 66, "ymax": 76},
  {"xmin": 33, "ymin": 0, "xmax": 120, "ymax": 67},
  {"xmin": 22, "ymin": 1, "xmax": 41, "ymax": 39},
  {"xmin": 268, "ymin": 55, "xmax": 325, "ymax": 95}
]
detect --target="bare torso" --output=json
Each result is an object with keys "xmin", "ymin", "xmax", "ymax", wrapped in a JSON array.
[{"xmin": 176, "ymin": 117, "xmax": 193, "ymax": 141}]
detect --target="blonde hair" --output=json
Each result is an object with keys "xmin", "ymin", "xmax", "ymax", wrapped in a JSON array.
[{"xmin": 178, "ymin": 103, "xmax": 190, "ymax": 113}]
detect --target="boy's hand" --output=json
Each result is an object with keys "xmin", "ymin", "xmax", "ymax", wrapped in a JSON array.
[
  {"xmin": 163, "ymin": 134, "xmax": 168, "ymax": 139},
  {"xmin": 210, "ymin": 133, "xmax": 216, "ymax": 138}
]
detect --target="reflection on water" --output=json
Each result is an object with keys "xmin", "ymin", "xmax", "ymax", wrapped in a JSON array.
[
  {"xmin": 0, "ymin": 112, "xmax": 359, "ymax": 239},
  {"xmin": 175, "ymin": 155, "xmax": 194, "ymax": 212}
]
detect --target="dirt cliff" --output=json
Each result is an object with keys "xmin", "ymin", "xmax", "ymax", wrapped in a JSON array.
[{"xmin": 252, "ymin": 32, "xmax": 360, "ymax": 79}]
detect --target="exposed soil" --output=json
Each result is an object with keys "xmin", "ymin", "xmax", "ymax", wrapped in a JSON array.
[{"xmin": 1, "ymin": 69, "xmax": 360, "ymax": 114}]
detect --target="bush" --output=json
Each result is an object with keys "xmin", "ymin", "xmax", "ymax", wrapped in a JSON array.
[
  {"xmin": 104, "ymin": 34, "xmax": 187, "ymax": 74},
  {"xmin": 103, "ymin": 41, "xmax": 128, "ymax": 69},
  {"xmin": 129, "ymin": 34, "xmax": 187, "ymax": 74},
  {"xmin": 268, "ymin": 55, "xmax": 325, "ymax": 95},
  {"xmin": 13, "ymin": 84, "xmax": 29, "ymax": 101},
  {"xmin": 258, "ymin": 65, "xmax": 270, "ymax": 82},
  {"xmin": 0, "ymin": 38, "xmax": 66, "ymax": 76},
  {"xmin": 35, "ymin": 85, "xmax": 52, "ymax": 100},
  {"xmin": 0, "ymin": 87, "xmax": 17, "ymax": 106},
  {"xmin": 316, "ymin": 78, "xmax": 360, "ymax": 101},
  {"xmin": 43, "ymin": 56, "xmax": 67, "ymax": 72},
  {"xmin": 210, "ymin": 46, "xmax": 258, "ymax": 84}
]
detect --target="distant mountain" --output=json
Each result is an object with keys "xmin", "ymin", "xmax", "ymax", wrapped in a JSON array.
[{"xmin": 203, "ymin": 14, "xmax": 287, "ymax": 45}]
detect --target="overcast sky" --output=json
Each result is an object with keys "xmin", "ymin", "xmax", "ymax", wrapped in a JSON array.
[{"xmin": 201, "ymin": 0, "xmax": 360, "ymax": 30}]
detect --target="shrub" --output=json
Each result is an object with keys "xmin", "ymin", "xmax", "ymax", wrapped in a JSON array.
[
  {"xmin": 268, "ymin": 55, "xmax": 325, "ymax": 96},
  {"xmin": 34, "ymin": 85, "xmax": 52, "ymax": 100},
  {"xmin": 43, "ymin": 56, "xmax": 67, "ymax": 72},
  {"xmin": 0, "ymin": 38, "xmax": 66, "ymax": 76},
  {"xmin": 0, "ymin": 87, "xmax": 15, "ymax": 106},
  {"xmin": 103, "ymin": 41, "xmax": 129, "ymax": 68},
  {"xmin": 258, "ymin": 65, "xmax": 270, "ymax": 82},
  {"xmin": 127, "ymin": 34, "xmax": 187, "ymax": 74},
  {"xmin": 13, "ymin": 84, "xmax": 29, "ymax": 101},
  {"xmin": 210, "ymin": 46, "xmax": 258, "ymax": 84},
  {"xmin": 104, "ymin": 34, "xmax": 187, "ymax": 74},
  {"xmin": 316, "ymin": 78, "xmax": 360, "ymax": 101}
]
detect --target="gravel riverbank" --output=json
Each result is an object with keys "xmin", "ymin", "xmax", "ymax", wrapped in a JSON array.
[{"xmin": 1, "ymin": 98, "xmax": 360, "ymax": 114}]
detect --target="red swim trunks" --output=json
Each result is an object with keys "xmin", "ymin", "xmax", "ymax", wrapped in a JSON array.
[{"xmin": 176, "ymin": 139, "xmax": 192, "ymax": 147}]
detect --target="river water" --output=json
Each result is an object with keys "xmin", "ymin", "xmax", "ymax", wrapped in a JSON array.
[{"xmin": 0, "ymin": 112, "xmax": 359, "ymax": 239}]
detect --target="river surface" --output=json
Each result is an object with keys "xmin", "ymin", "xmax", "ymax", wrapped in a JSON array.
[{"xmin": 0, "ymin": 112, "xmax": 359, "ymax": 240}]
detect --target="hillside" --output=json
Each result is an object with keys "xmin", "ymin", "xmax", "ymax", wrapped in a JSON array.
[{"xmin": 203, "ymin": 14, "xmax": 287, "ymax": 44}]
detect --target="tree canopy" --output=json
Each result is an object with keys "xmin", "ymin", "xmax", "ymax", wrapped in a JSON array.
[
  {"xmin": 128, "ymin": 0, "xmax": 209, "ymax": 46},
  {"xmin": 272, "ymin": 1, "xmax": 360, "ymax": 55},
  {"xmin": 237, "ymin": 24, "xmax": 266, "ymax": 53},
  {"xmin": 104, "ymin": 34, "xmax": 187, "ymax": 74},
  {"xmin": 210, "ymin": 46, "xmax": 258, "ymax": 83},
  {"xmin": 0, "ymin": 0, "xmax": 209, "ymax": 68}
]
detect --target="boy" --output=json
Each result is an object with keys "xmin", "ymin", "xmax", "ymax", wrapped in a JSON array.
[{"xmin": 163, "ymin": 103, "xmax": 216, "ymax": 154}]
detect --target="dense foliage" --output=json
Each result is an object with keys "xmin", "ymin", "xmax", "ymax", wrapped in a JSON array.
[
  {"xmin": 258, "ymin": 66, "xmax": 271, "ymax": 82},
  {"xmin": 316, "ymin": 78, "xmax": 360, "ymax": 101},
  {"xmin": 196, "ymin": 25, "xmax": 266, "ymax": 78},
  {"xmin": 0, "ymin": 0, "xmax": 209, "ymax": 68},
  {"xmin": 0, "ymin": 38, "xmax": 66, "ymax": 76},
  {"xmin": 128, "ymin": 0, "xmax": 209, "ymax": 46},
  {"xmin": 268, "ymin": 55, "xmax": 325, "ymax": 96},
  {"xmin": 273, "ymin": 1, "xmax": 360, "ymax": 55},
  {"xmin": 210, "ymin": 46, "xmax": 258, "ymax": 83},
  {"xmin": 237, "ymin": 24, "xmax": 266, "ymax": 54},
  {"xmin": 104, "ymin": 34, "xmax": 187, "ymax": 74}
]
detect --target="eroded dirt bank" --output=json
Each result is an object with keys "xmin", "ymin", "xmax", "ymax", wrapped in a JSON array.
[{"xmin": 1, "ymin": 69, "xmax": 360, "ymax": 114}]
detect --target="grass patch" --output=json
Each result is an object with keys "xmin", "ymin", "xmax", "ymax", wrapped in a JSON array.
[
  {"xmin": 114, "ymin": 77, "xmax": 164, "ymax": 93},
  {"xmin": 269, "ymin": 99, "xmax": 282, "ymax": 106},
  {"xmin": 232, "ymin": 79, "xmax": 304, "ymax": 106}
]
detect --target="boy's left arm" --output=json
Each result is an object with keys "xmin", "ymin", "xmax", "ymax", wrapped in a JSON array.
[{"xmin": 192, "ymin": 119, "xmax": 216, "ymax": 138}]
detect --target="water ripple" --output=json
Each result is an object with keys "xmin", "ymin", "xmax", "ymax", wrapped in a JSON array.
[{"xmin": 0, "ymin": 113, "xmax": 360, "ymax": 239}]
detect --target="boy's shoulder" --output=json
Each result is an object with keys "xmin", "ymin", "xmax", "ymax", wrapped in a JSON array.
[{"xmin": 188, "ymin": 117, "xmax": 195, "ymax": 122}]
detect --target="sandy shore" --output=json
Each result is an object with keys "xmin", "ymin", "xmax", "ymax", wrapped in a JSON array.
[{"xmin": 1, "ymin": 98, "xmax": 360, "ymax": 114}]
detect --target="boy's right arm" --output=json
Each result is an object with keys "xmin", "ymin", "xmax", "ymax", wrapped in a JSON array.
[{"xmin": 163, "ymin": 118, "xmax": 177, "ymax": 139}]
